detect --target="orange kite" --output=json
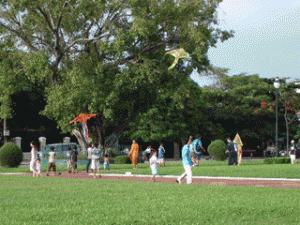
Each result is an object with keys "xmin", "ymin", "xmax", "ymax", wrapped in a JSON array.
[
  {"xmin": 70, "ymin": 113, "xmax": 97, "ymax": 124},
  {"xmin": 129, "ymin": 142, "xmax": 139, "ymax": 166}
]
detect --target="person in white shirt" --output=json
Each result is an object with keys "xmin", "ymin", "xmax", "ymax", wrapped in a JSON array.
[
  {"xmin": 46, "ymin": 147, "xmax": 60, "ymax": 176},
  {"xmin": 149, "ymin": 150, "xmax": 159, "ymax": 182},
  {"xmin": 30, "ymin": 141, "xmax": 38, "ymax": 177},
  {"xmin": 144, "ymin": 145, "xmax": 153, "ymax": 163},
  {"xmin": 90, "ymin": 144, "xmax": 101, "ymax": 179},
  {"xmin": 290, "ymin": 140, "xmax": 298, "ymax": 164}
]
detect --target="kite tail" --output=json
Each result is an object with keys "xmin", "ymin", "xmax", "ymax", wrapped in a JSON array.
[
  {"xmin": 174, "ymin": 64, "xmax": 185, "ymax": 77},
  {"xmin": 154, "ymin": 55, "xmax": 167, "ymax": 63}
]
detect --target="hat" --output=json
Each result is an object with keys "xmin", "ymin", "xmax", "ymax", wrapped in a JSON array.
[{"xmin": 291, "ymin": 140, "xmax": 295, "ymax": 143}]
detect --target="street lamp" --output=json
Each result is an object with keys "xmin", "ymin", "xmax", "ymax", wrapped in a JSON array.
[{"xmin": 274, "ymin": 77, "xmax": 280, "ymax": 157}]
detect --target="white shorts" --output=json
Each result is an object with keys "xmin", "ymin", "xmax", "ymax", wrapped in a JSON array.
[
  {"xmin": 91, "ymin": 159, "xmax": 100, "ymax": 170},
  {"xmin": 30, "ymin": 161, "xmax": 36, "ymax": 172}
]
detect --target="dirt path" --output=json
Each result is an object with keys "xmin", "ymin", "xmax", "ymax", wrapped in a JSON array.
[{"xmin": 2, "ymin": 172, "xmax": 300, "ymax": 189}]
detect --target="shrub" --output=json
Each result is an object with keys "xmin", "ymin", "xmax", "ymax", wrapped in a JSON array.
[
  {"xmin": 114, "ymin": 155, "xmax": 131, "ymax": 164},
  {"xmin": 263, "ymin": 158, "xmax": 273, "ymax": 164},
  {"xmin": 207, "ymin": 140, "xmax": 227, "ymax": 161},
  {"xmin": 0, "ymin": 142, "xmax": 23, "ymax": 167},
  {"xmin": 263, "ymin": 157, "xmax": 291, "ymax": 164}
]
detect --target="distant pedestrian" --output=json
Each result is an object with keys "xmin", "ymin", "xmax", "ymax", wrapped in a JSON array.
[
  {"xmin": 129, "ymin": 139, "xmax": 139, "ymax": 169},
  {"xmin": 46, "ymin": 147, "xmax": 60, "ymax": 176},
  {"xmin": 67, "ymin": 147, "xmax": 72, "ymax": 173},
  {"xmin": 91, "ymin": 144, "xmax": 101, "ymax": 178},
  {"xmin": 144, "ymin": 145, "xmax": 153, "ymax": 163},
  {"xmin": 30, "ymin": 141, "xmax": 38, "ymax": 177},
  {"xmin": 191, "ymin": 135, "xmax": 206, "ymax": 166},
  {"xmin": 86, "ymin": 143, "xmax": 93, "ymax": 173},
  {"xmin": 71, "ymin": 146, "xmax": 79, "ymax": 173},
  {"xmin": 158, "ymin": 143, "xmax": 166, "ymax": 167},
  {"xmin": 150, "ymin": 150, "xmax": 159, "ymax": 182},
  {"xmin": 225, "ymin": 137, "xmax": 237, "ymax": 166},
  {"xmin": 176, "ymin": 137, "xmax": 193, "ymax": 184},
  {"xmin": 290, "ymin": 140, "xmax": 298, "ymax": 164},
  {"xmin": 103, "ymin": 154, "xmax": 110, "ymax": 170}
]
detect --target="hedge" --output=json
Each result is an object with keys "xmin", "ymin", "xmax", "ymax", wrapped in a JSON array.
[
  {"xmin": 114, "ymin": 155, "xmax": 131, "ymax": 164},
  {"xmin": 207, "ymin": 140, "xmax": 227, "ymax": 161},
  {"xmin": 263, "ymin": 157, "xmax": 291, "ymax": 164}
]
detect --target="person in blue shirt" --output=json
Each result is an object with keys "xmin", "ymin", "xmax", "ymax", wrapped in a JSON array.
[
  {"xmin": 191, "ymin": 135, "xmax": 206, "ymax": 167},
  {"xmin": 158, "ymin": 143, "xmax": 166, "ymax": 167},
  {"xmin": 176, "ymin": 137, "xmax": 193, "ymax": 184}
]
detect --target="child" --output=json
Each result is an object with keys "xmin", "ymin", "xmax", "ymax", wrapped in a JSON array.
[
  {"xmin": 47, "ymin": 147, "xmax": 60, "ymax": 176},
  {"xmin": 36, "ymin": 157, "xmax": 42, "ymax": 177},
  {"xmin": 103, "ymin": 154, "xmax": 110, "ymax": 170},
  {"xmin": 149, "ymin": 150, "xmax": 159, "ymax": 182},
  {"xmin": 71, "ymin": 146, "xmax": 79, "ymax": 173},
  {"xmin": 91, "ymin": 144, "xmax": 101, "ymax": 179},
  {"xmin": 67, "ymin": 147, "xmax": 72, "ymax": 173}
]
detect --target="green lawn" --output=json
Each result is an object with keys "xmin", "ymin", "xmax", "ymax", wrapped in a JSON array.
[
  {"xmin": 0, "ymin": 176, "xmax": 299, "ymax": 224},
  {"xmin": 2, "ymin": 161, "xmax": 300, "ymax": 179}
]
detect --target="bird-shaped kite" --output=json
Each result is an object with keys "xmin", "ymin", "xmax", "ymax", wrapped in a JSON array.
[{"xmin": 166, "ymin": 48, "xmax": 189, "ymax": 70}]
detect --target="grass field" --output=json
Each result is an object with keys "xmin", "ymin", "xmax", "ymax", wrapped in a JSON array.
[
  {"xmin": 2, "ymin": 161, "xmax": 300, "ymax": 179},
  {"xmin": 0, "ymin": 175, "xmax": 299, "ymax": 225}
]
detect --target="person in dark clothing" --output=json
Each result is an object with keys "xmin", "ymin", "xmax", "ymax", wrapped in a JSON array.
[{"xmin": 225, "ymin": 137, "xmax": 237, "ymax": 166}]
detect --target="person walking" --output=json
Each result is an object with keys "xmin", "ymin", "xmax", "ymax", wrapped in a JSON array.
[
  {"xmin": 46, "ymin": 147, "xmax": 60, "ymax": 176},
  {"xmin": 71, "ymin": 146, "xmax": 79, "ymax": 173},
  {"xmin": 129, "ymin": 139, "xmax": 139, "ymax": 169},
  {"xmin": 225, "ymin": 137, "xmax": 237, "ymax": 166},
  {"xmin": 30, "ymin": 141, "xmax": 38, "ymax": 177},
  {"xmin": 158, "ymin": 143, "xmax": 166, "ymax": 167},
  {"xmin": 290, "ymin": 140, "xmax": 298, "ymax": 164},
  {"xmin": 176, "ymin": 137, "xmax": 193, "ymax": 184},
  {"xmin": 91, "ymin": 144, "xmax": 101, "ymax": 179},
  {"xmin": 191, "ymin": 135, "xmax": 206, "ymax": 166},
  {"xmin": 86, "ymin": 143, "xmax": 93, "ymax": 173},
  {"xmin": 149, "ymin": 150, "xmax": 159, "ymax": 182}
]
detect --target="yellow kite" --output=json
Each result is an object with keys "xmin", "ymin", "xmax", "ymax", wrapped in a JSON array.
[{"xmin": 166, "ymin": 48, "xmax": 189, "ymax": 70}]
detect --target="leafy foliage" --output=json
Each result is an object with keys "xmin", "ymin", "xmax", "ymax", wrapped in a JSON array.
[
  {"xmin": 0, "ymin": 142, "xmax": 23, "ymax": 167},
  {"xmin": 207, "ymin": 139, "xmax": 227, "ymax": 161},
  {"xmin": 114, "ymin": 155, "xmax": 131, "ymax": 164}
]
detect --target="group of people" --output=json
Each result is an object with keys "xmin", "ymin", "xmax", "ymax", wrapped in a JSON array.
[{"xmin": 30, "ymin": 141, "xmax": 110, "ymax": 178}]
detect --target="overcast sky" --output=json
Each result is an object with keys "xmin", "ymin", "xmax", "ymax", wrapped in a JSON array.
[{"xmin": 192, "ymin": 0, "xmax": 300, "ymax": 86}]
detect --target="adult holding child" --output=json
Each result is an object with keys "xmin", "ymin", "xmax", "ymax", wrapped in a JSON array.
[
  {"xmin": 129, "ymin": 139, "xmax": 139, "ymax": 169},
  {"xmin": 30, "ymin": 141, "xmax": 38, "ymax": 177},
  {"xmin": 90, "ymin": 144, "xmax": 101, "ymax": 179}
]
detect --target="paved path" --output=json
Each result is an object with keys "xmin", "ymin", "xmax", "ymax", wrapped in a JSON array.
[{"xmin": 2, "ymin": 172, "xmax": 300, "ymax": 189}]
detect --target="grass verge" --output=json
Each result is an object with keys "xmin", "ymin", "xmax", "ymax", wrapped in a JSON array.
[{"xmin": 0, "ymin": 176, "xmax": 299, "ymax": 224}]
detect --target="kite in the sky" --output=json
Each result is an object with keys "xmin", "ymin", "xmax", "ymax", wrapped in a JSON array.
[
  {"xmin": 154, "ymin": 48, "xmax": 190, "ymax": 76},
  {"xmin": 166, "ymin": 48, "xmax": 189, "ymax": 70}
]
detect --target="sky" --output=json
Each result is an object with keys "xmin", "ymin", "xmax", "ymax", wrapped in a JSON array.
[{"xmin": 193, "ymin": 0, "xmax": 300, "ymax": 86}]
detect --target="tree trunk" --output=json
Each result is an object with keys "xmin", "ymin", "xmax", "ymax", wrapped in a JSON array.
[{"xmin": 72, "ymin": 128, "xmax": 88, "ymax": 154}]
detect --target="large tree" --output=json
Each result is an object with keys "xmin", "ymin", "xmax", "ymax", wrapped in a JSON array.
[{"xmin": 0, "ymin": 0, "xmax": 234, "ymax": 149}]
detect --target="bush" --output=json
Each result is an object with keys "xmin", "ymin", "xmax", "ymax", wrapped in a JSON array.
[
  {"xmin": 114, "ymin": 155, "xmax": 131, "ymax": 164},
  {"xmin": 263, "ymin": 157, "xmax": 291, "ymax": 164},
  {"xmin": 0, "ymin": 142, "xmax": 23, "ymax": 167},
  {"xmin": 207, "ymin": 140, "xmax": 227, "ymax": 161}
]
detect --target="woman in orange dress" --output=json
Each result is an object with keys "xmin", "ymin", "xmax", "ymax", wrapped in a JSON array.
[{"xmin": 129, "ymin": 139, "xmax": 139, "ymax": 169}]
